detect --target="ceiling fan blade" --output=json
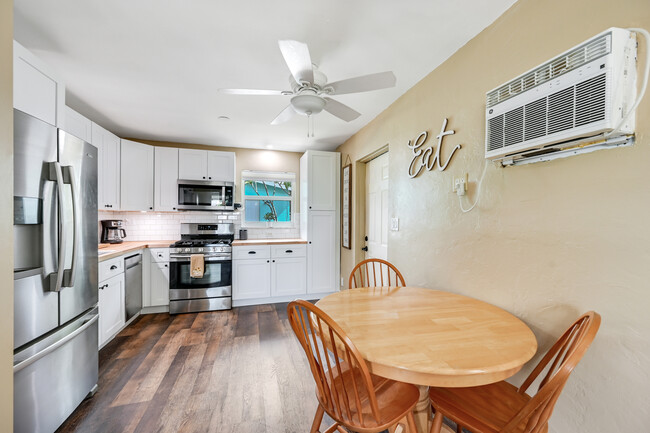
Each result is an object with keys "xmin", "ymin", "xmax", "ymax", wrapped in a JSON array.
[
  {"xmin": 323, "ymin": 97, "xmax": 361, "ymax": 122},
  {"xmin": 218, "ymin": 88, "xmax": 286, "ymax": 96},
  {"xmin": 271, "ymin": 104, "xmax": 297, "ymax": 125},
  {"xmin": 278, "ymin": 40, "xmax": 314, "ymax": 85},
  {"xmin": 327, "ymin": 71, "xmax": 396, "ymax": 95}
]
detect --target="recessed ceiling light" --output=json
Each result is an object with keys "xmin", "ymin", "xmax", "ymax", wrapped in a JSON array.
[
  {"xmin": 265, "ymin": 145, "xmax": 274, "ymax": 149},
  {"xmin": 217, "ymin": 116, "xmax": 230, "ymax": 120}
]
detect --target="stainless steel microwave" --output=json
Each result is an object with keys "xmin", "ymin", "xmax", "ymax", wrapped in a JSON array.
[{"xmin": 177, "ymin": 180, "xmax": 234, "ymax": 211}]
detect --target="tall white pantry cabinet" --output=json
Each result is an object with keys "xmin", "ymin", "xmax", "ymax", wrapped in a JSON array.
[{"xmin": 300, "ymin": 151, "xmax": 341, "ymax": 294}]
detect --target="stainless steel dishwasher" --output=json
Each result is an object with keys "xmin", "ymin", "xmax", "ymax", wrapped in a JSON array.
[{"xmin": 124, "ymin": 253, "xmax": 143, "ymax": 321}]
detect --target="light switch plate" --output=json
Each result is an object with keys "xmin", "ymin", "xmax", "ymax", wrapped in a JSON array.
[{"xmin": 390, "ymin": 217, "xmax": 399, "ymax": 231}]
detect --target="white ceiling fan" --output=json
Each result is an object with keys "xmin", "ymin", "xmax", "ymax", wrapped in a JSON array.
[{"xmin": 219, "ymin": 40, "xmax": 397, "ymax": 126}]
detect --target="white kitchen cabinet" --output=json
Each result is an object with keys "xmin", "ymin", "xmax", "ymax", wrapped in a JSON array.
[
  {"xmin": 179, "ymin": 148, "xmax": 236, "ymax": 182},
  {"xmin": 271, "ymin": 256, "xmax": 307, "ymax": 297},
  {"xmin": 92, "ymin": 122, "xmax": 121, "ymax": 210},
  {"xmin": 233, "ymin": 244, "xmax": 306, "ymax": 304},
  {"xmin": 300, "ymin": 150, "xmax": 340, "ymax": 293},
  {"xmin": 149, "ymin": 262, "xmax": 170, "ymax": 307},
  {"xmin": 120, "ymin": 139, "xmax": 154, "ymax": 211},
  {"xmin": 233, "ymin": 256, "xmax": 272, "ymax": 300},
  {"xmin": 301, "ymin": 150, "xmax": 339, "ymax": 211},
  {"xmin": 306, "ymin": 211, "xmax": 339, "ymax": 294},
  {"xmin": 178, "ymin": 148, "xmax": 207, "ymax": 180},
  {"xmin": 207, "ymin": 151, "xmax": 236, "ymax": 182},
  {"xmin": 98, "ymin": 272, "xmax": 125, "ymax": 348},
  {"xmin": 154, "ymin": 147, "xmax": 179, "ymax": 211},
  {"xmin": 13, "ymin": 40, "xmax": 65, "ymax": 127},
  {"xmin": 63, "ymin": 106, "xmax": 92, "ymax": 142}
]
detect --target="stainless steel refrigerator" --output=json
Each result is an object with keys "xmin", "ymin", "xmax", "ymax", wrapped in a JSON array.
[{"xmin": 13, "ymin": 109, "xmax": 99, "ymax": 433}]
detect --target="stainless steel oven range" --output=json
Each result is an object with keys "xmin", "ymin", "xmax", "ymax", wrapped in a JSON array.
[{"xmin": 169, "ymin": 223, "xmax": 234, "ymax": 314}]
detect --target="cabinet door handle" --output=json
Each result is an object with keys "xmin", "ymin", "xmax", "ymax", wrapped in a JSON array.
[
  {"xmin": 272, "ymin": 260, "xmax": 275, "ymax": 263},
  {"xmin": 248, "ymin": 251, "xmax": 256, "ymax": 254},
  {"xmin": 99, "ymin": 284, "xmax": 108, "ymax": 290},
  {"xmin": 285, "ymin": 249, "xmax": 293, "ymax": 253},
  {"xmin": 267, "ymin": 260, "xmax": 270, "ymax": 263},
  {"xmin": 110, "ymin": 265, "xmax": 118, "ymax": 270},
  {"xmin": 164, "ymin": 264, "xmax": 168, "ymax": 268}
]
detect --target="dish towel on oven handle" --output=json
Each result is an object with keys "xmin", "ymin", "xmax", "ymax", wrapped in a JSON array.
[{"xmin": 190, "ymin": 254, "xmax": 205, "ymax": 278}]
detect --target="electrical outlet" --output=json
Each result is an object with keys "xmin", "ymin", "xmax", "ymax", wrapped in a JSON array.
[
  {"xmin": 453, "ymin": 173, "xmax": 468, "ymax": 196},
  {"xmin": 390, "ymin": 217, "xmax": 399, "ymax": 231}
]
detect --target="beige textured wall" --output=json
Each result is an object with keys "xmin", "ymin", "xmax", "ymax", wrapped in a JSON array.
[
  {"xmin": 337, "ymin": 0, "xmax": 650, "ymax": 430},
  {"xmin": 0, "ymin": 0, "xmax": 13, "ymax": 428},
  {"xmin": 127, "ymin": 139, "xmax": 302, "ymax": 204}
]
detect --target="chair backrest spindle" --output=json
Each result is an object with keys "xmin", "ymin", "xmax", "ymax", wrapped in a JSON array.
[{"xmin": 348, "ymin": 259, "xmax": 406, "ymax": 289}]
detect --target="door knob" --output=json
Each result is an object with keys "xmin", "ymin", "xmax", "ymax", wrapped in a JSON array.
[{"xmin": 361, "ymin": 246, "xmax": 368, "ymax": 252}]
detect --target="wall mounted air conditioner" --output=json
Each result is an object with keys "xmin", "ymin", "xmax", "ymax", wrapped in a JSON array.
[{"xmin": 485, "ymin": 28, "xmax": 637, "ymax": 163}]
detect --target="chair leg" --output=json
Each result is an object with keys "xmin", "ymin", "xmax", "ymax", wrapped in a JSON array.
[
  {"xmin": 456, "ymin": 424, "xmax": 462, "ymax": 433},
  {"xmin": 406, "ymin": 411, "xmax": 418, "ymax": 433},
  {"xmin": 310, "ymin": 405, "xmax": 325, "ymax": 433},
  {"xmin": 429, "ymin": 411, "xmax": 444, "ymax": 433}
]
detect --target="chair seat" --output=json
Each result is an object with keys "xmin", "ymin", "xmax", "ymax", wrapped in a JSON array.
[
  {"xmin": 318, "ymin": 363, "xmax": 420, "ymax": 431},
  {"xmin": 429, "ymin": 381, "xmax": 548, "ymax": 433}
]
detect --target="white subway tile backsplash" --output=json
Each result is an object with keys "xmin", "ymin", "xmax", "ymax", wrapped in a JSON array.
[{"xmin": 98, "ymin": 210, "xmax": 300, "ymax": 241}]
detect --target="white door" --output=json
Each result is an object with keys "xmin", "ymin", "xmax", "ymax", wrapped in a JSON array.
[
  {"xmin": 365, "ymin": 152, "xmax": 389, "ymax": 260},
  {"xmin": 120, "ymin": 139, "xmax": 154, "ymax": 211},
  {"xmin": 93, "ymin": 123, "xmax": 121, "ymax": 210},
  {"xmin": 154, "ymin": 147, "xmax": 179, "ymax": 211},
  {"xmin": 98, "ymin": 273, "xmax": 125, "ymax": 347},
  {"xmin": 308, "ymin": 151, "xmax": 338, "ymax": 211},
  {"xmin": 149, "ymin": 262, "xmax": 170, "ymax": 306},
  {"xmin": 307, "ymin": 211, "xmax": 337, "ymax": 294},
  {"xmin": 271, "ymin": 257, "xmax": 307, "ymax": 296},
  {"xmin": 233, "ymin": 259, "xmax": 271, "ymax": 300},
  {"xmin": 178, "ymin": 149, "xmax": 207, "ymax": 180},
  {"xmin": 207, "ymin": 151, "xmax": 235, "ymax": 182}
]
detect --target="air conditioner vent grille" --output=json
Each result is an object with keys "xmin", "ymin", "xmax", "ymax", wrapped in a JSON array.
[
  {"xmin": 487, "ymin": 115, "xmax": 504, "ymax": 151},
  {"xmin": 575, "ymin": 74, "xmax": 607, "ymax": 126},
  {"xmin": 548, "ymin": 87, "xmax": 575, "ymax": 134},
  {"xmin": 504, "ymin": 107, "xmax": 524, "ymax": 147},
  {"xmin": 486, "ymin": 33, "xmax": 611, "ymax": 108},
  {"xmin": 486, "ymin": 73, "xmax": 610, "ymax": 154},
  {"xmin": 524, "ymin": 98, "xmax": 546, "ymax": 141}
]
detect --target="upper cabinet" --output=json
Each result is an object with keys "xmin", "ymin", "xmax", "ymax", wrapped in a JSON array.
[
  {"xmin": 13, "ymin": 40, "xmax": 65, "ymax": 127},
  {"xmin": 92, "ymin": 122, "xmax": 121, "ymax": 210},
  {"xmin": 120, "ymin": 139, "xmax": 154, "ymax": 211},
  {"xmin": 62, "ymin": 106, "xmax": 92, "ymax": 142},
  {"xmin": 154, "ymin": 147, "xmax": 179, "ymax": 212},
  {"xmin": 301, "ymin": 150, "xmax": 339, "ymax": 211},
  {"xmin": 178, "ymin": 149, "xmax": 235, "ymax": 182}
]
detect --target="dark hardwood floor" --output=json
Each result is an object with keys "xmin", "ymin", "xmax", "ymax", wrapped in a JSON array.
[{"xmin": 56, "ymin": 303, "xmax": 335, "ymax": 433}]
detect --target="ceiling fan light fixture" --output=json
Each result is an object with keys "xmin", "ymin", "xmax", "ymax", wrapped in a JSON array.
[{"xmin": 290, "ymin": 94, "xmax": 326, "ymax": 116}]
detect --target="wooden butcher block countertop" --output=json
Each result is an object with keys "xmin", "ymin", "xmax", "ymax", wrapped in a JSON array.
[{"xmin": 98, "ymin": 240, "xmax": 177, "ymax": 262}]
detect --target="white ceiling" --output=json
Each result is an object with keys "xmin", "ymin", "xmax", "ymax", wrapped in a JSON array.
[{"xmin": 14, "ymin": 0, "xmax": 517, "ymax": 152}]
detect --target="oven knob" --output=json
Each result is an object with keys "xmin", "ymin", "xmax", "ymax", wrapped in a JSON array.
[
  {"xmin": 184, "ymin": 248, "xmax": 191, "ymax": 253},
  {"xmin": 198, "ymin": 248, "xmax": 204, "ymax": 252}
]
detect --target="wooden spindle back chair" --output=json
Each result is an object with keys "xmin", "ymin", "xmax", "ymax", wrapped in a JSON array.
[
  {"xmin": 348, "ymin": 259, "xmax": 405, "ymax": 289},
  {"xmin": 429, "ymin": 311, "xmax": 601, "ymax": 433},
  {"xmin": 288, "ymin": 300, "xmax": 418, "ymax": 433}
]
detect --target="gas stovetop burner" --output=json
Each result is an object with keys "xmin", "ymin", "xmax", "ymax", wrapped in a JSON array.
[{"xmin": 171, "ymin": 239, "xmax": 232, "ymax": 248}]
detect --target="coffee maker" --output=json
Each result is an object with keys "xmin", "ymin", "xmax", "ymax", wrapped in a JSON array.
[{"xmin": 101, "ymin": 220, "xmax": 127, "ymax": 244}]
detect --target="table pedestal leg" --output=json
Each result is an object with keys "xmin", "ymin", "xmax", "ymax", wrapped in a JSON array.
[{"xmin": 413, "ymin": 385, "xmax": 430, "ymax": 433}]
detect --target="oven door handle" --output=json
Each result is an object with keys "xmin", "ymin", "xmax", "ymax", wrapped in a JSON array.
[{"xmin": 170, "ymin": 255, "xmax": 232, "ymax": 262}]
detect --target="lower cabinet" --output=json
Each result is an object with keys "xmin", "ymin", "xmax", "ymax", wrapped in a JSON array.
[
  {"xmin": 98, "ymin": 273, "xmax": 125, "ymax": 348},
  {"xmin": 233, "ymin": 244, "xmax": 306, "ymax": 304},
  {"xmin": 144, "ymin": 248, "xmax": 170, "ymax": 308},
  {"xmin": 149, "ymin": 261, "xmax": 170, "ymax": 306}
]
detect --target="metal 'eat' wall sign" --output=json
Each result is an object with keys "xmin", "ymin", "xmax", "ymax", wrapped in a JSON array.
[{"xmin": 407, "ymin": 118, "xmax": 461, "ymax": 178}]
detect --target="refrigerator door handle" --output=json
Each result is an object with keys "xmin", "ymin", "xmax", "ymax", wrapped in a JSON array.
[
  {"xmin": 62, "ymin": 165, "xmax": 79, "ymax": 288},
  {"xmin": 47, "ymin": 162, "xmax": 68, "ymax": 292},
  {"xmin": 13, "ymin": 312, "xmax": 99, "ymax": 373}
]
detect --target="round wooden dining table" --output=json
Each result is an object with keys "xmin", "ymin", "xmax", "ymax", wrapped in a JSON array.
[{"xmin": 315, "ymin": 286, "xmax": 538, "ymax": 433}]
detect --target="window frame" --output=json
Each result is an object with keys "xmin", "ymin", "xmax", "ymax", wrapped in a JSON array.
[{"xmin": 241, "ymin": 170, "xmax": 296, "ymax": 228}]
